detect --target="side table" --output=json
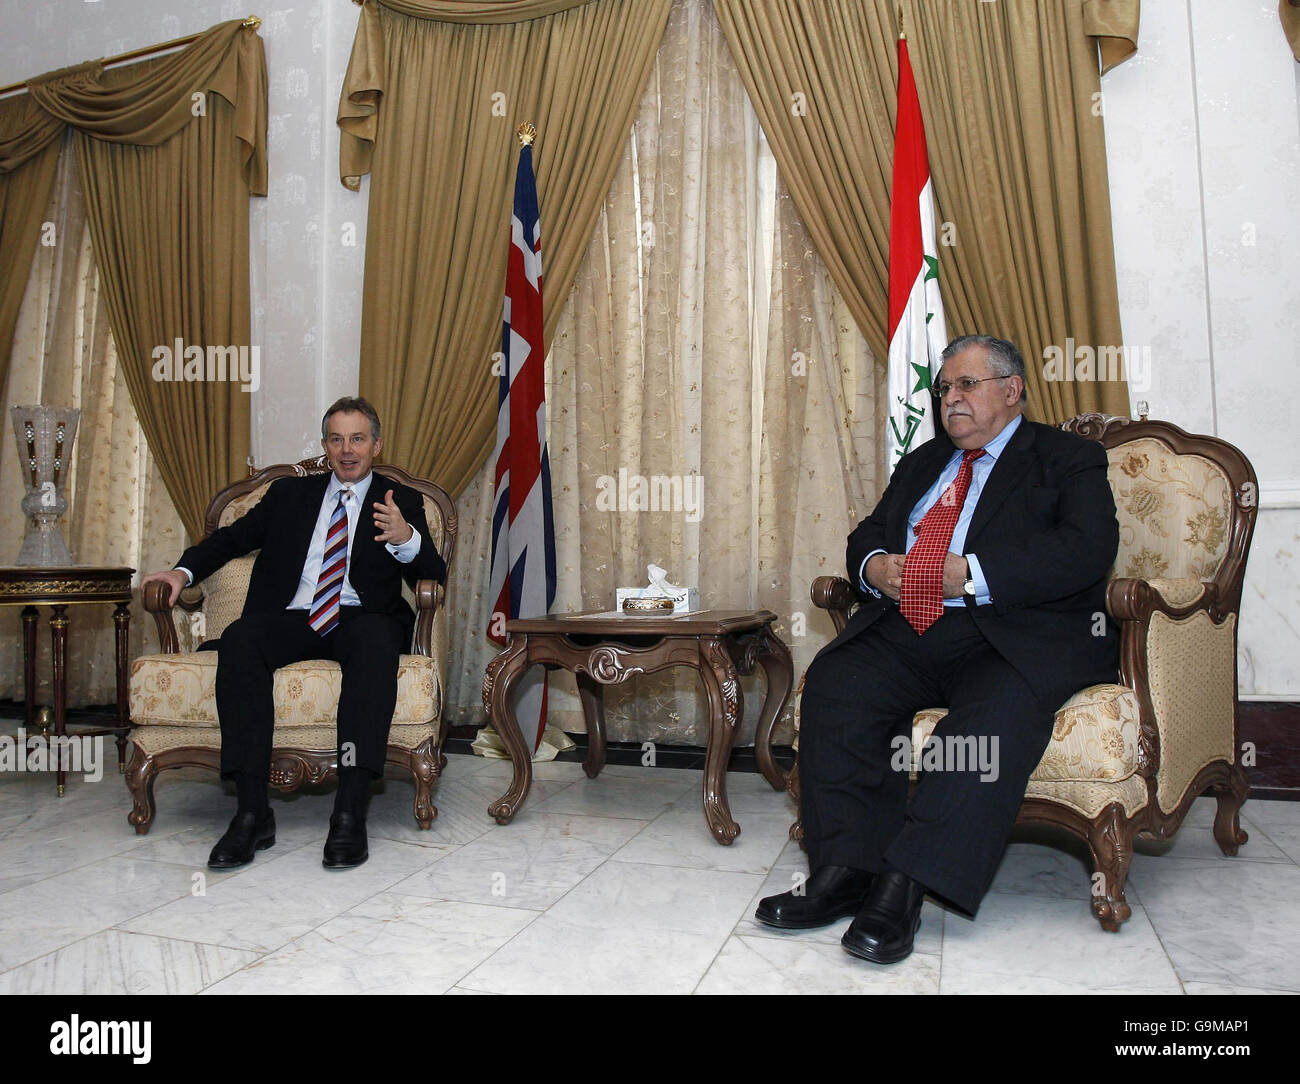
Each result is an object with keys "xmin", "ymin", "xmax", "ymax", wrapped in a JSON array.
[
  {"xmin": 0, "ymin": 566, "xmax": 134, "ymax": 795},
  {"xmin": 483, "ymin": 609, "xmax": 793, "ymax": 844}
]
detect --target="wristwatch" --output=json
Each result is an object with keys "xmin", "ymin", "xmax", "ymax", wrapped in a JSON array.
[{"xmin": 963, "ymin": 576, "xmax": 976, "ymax": 598}]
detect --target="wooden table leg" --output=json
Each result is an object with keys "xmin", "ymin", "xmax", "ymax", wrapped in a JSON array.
[
  {"xmin": 113, "ymin": 601, "xmax": 130, "ymax": 770},
  {"xmin": 21, "ymin": 606, "xmax": 37, "ymax": 731},
  {"xmin": 50, "ymin": 604, "xmax": 68, "ymax": 796},
  {"xmin": 576, "ymin": 671, "xmax": 607, "ymax": 779},
  {"xmin": 753, "ymin": 623, "xmax": 793, "ymax": 791},
  {"xmin": 483, "ymin": 635, "xmax": 533, "ymax": 825},
  {"xmin": 699, "ymin": 636, "xmax": 742, "ymax": 844}
]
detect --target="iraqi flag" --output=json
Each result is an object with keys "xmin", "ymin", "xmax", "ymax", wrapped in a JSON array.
[
  {"xmin": 886, "ymin": 35, "xmax": 948, "ymax": 471},
  {"xmin": 487, "ymin": 129, "xmax": 556, "ymax": 754}
]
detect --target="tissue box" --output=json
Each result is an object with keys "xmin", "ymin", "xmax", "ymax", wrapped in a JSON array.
[{"xmin": 616, "ymin": 586, "xmax": 699, "ymax": 614}]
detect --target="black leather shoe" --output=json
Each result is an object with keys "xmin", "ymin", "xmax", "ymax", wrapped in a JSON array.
[
  {"xmin": 841, "ymin": 868, "xmax": 926, "ymax": 963},
  {"xmin": 322, "ymin": 812, "xmax": 368, "ymax": 869},
  {"xmin": 754, "ymin": 865, "xmax": 874, "ymax": 929},
  {"xmin": 207, "ymin": 810, "xmax": 275, "ymax": 869}
]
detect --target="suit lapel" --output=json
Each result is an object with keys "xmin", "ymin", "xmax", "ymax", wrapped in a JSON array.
[
  {"xmin": 351, "ymin": 472, "xmax": 391, "ymax": 579},
  {"xmin": 290, "ymin": 473, "xmax": 332, "ymax": 573},
  {"xmin": 966, "ymin": 418, "xmax": 1037, "ymax": 545}
]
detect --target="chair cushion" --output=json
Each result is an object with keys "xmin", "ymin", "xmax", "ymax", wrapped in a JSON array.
[
  {"xmin": 129, "ymin": 722, "xmax": 437, "ymax": 756},
  {"xmin": 909, "ymin": 683, "xmax": 1140, "ymax": 783},
  {"xmin": 130, "ymin": 651, "xmax": 441, "ymax": 729}
]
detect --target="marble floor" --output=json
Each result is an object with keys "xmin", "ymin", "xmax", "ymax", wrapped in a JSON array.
[{"xmin": 0, "ymin": 752, "xmax": 1298, "ymax": 995}]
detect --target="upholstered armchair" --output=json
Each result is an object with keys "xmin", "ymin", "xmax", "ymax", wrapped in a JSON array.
[
  {"xmin": 126, "ymin": 456, "xmax": 457, "ymax": 833},
  {"xmin": 795, "ymin": 415, "xmax": 1258, "ymax": 931}
]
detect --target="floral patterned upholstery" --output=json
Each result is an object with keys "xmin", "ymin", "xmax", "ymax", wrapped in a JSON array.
[
  {"xmin": 910, "ymin": 684, "xmax": 1139, "ymax": 783},
  {"xmin": 130, "ymin": 652, "xmax": 441, "ymax": 729},
  {"xmin": 1109, "ymin": 438, "xmax": 1231, "ymax": 582}
]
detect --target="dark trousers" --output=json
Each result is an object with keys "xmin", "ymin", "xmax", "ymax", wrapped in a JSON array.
[
  {"xmin": 799, "ymin": 606, "xmax": 1061, "ymax": 915},
  {"xmin": 214, "ymin": 607, "xmax": 406, "ymax": 780}
]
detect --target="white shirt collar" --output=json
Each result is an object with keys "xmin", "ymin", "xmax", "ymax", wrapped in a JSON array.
[{"xmin": 326, "ymin": 471, "xmax": 373, "ymax": 505}]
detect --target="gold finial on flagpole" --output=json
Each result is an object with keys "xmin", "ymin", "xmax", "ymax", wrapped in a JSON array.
[
  {"xmin": 897, "ymin": 2, "xmax": 905, "ymax": 41},
  {"xmin": 242, "ymin": 15, "xmax": 262, "ymax": 29},
  {"xmin": 517, "ymin": 122, "xmax": 536, "ymax": 147}
]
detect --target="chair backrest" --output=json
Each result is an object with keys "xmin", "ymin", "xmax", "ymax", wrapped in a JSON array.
[
  {"xmin": 197, "ymin": 456, "xmax": 458, "ymax": 642},
  {"xmin": 1062, "ymin": 415, "xmax": 1257, "ymax": 614}
]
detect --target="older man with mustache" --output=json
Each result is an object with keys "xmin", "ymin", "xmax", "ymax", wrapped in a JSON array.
[{"xmin": 757, "ymin": 335, "xmax": 1120, "ymax": 963}]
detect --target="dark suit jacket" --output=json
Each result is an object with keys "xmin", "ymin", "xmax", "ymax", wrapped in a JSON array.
[
  {"xmin": 177, "ymin": 471, "xmax": 447, "ymax": 633},
  {"xmin": 829, "ymin": 418, "xmax": 1119, "ymax": 709}
]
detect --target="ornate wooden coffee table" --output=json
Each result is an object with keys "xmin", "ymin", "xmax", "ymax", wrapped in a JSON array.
[{"xmin": 482, "ymin": 609, "xmax": 793, "ymax": 843}]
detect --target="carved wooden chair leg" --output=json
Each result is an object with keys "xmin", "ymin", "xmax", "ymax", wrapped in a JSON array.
[
  {"xmin": 412, "ymin": 754, "xmax": 437, "ymax": 830},
  {"xmin": 1086, "ymin": 803, "xmax": 1137, "ymax": 932},
  {"xmin": 1211, "ymin": 763, "xmax": 1250, "ymax": 856},
  {"xmin": 125, "ymin": 744, "xmax": 158, "ymax": 836}
]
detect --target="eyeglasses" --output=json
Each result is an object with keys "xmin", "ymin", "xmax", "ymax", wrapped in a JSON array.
[{"xmin": 932, "ymin": 375, "xmax": 1007, "ymax": 399}]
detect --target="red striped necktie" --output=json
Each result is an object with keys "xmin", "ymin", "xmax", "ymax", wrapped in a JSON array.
[
  {"xmin": 899, "ymin": 448, "xmax": 985, "ymax": 634},
  {"xmin": 308, "ymin": 488, "xmax": 353, "ymax": 635}
]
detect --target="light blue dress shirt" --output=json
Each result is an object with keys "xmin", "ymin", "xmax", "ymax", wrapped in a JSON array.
[{"xmin": 860, "ymin": 414, "xmax": 1023, "ymax": 607}]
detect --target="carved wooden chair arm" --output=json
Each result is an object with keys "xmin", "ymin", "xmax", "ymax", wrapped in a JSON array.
[
  {"xmin": 811, "ymin": 575, "xmax": 856, "ymax": 635},
  {"xmin": 1106, "ymin": 577, "xmax": 1220, "ymax": 623},
  {"xmin": 140, "ymin": 580, "xmax": 204, "ymax": 654},
  {"xmin": 141, "ymin": 580, "xmax": 180, "ymax": 653},
  {"xmin": 412, "ymin": 578, "xmax": 444, "ymax": 658}
]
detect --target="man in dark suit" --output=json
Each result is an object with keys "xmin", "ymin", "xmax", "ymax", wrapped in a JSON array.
[
  {"xmin": 141, "ymin": 397, "xmax": 446, "ymax": 871},
  {"xmin": 756, "ymin": 335, "xmax": 1119, "ymax": 962}
]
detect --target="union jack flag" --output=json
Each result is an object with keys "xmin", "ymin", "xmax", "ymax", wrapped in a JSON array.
[{"xmin": 487, "ymin": 130, "xmax": 556, "ymax": 754}]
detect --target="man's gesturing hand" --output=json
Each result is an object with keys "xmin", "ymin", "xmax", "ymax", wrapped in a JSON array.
[
  {"xmin": 140, "ymin": 568, "xmax": 189, "ymax": 607},
  {"xmin": 373, "ymin": 489, "xmax": 414, "ymax": 545},
  {"xmin": 865, "ymin": 553, "xmax": 906, "ymax": 601}
]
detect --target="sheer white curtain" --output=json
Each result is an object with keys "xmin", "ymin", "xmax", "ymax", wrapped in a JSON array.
[
  {"xmin": 445, "ymin": 0, "xmax": 882, "ymax": 745},
  {"xmin": 0, "ymin": 135, "xmax": 187, "ymax": 706}
]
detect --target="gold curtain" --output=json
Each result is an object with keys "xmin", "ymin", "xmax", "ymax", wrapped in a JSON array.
[
  {"xmin": 1282, "ymin": 0, "xmax": 1300, "ymax": 62},
  {"xmin": 6, "ymin": 19, "xmax": 268, "ymax": 540},
  {"xmin": 713, "ymin": 0, "xmax": 1135, "ymax": 424},
  {"xmin": 0, "ymin": 138, "xmax": 187, "ymax": 705},
  {"xmin": 337, "ymin": 0, "xmax": 672, "ymax": 497},
  {"xmin": 0, "ymin": 96, "xmax": 64, "ymax": 402},
  {"xmin": 444, "ymin": 0, "xmax": 882, "ymax": 744},
  {"xmin": 1084, "ymin": 0, "xmax": 1140, "ymax": 74}
]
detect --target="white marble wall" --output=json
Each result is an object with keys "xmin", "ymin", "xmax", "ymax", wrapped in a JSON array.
[
  {"xmin": 1103, "ymin": 0, "xmax": 1300, "ymax": 698},
  {"xmin": 0, "ymin": 0, "xmax": 1295, "ymax": 695}
]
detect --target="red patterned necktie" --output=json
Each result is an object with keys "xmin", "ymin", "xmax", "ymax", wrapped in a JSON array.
[
  {"xmin": 308, "ymin": 489, "xmax": 352, "ymax": 635},
  {"xmin": 899, "ymin": 448, "xmax": 985, "ymax": 634}
]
